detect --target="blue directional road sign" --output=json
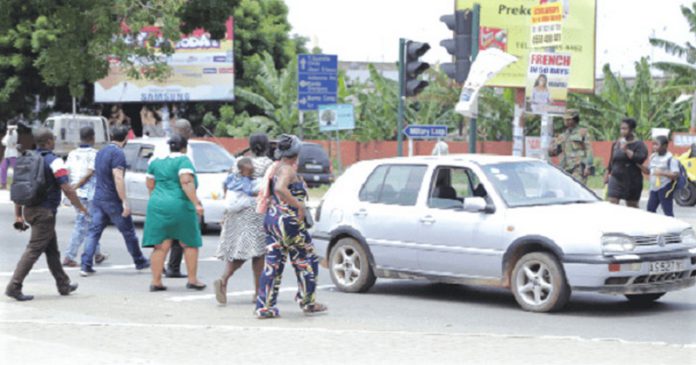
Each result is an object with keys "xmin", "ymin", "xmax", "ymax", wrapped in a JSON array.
[
  {"xmin": 298, "ymin": 54, "xmax": 338, "ymax": 111},
  {"xmin": 403, "ymin": 125, "xmax": 448, "ymax": 139}
]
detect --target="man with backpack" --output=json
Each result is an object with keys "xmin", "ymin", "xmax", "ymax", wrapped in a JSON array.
[
  {"xmin": 80, "ymin": 125, "xmax": 149, "ymax": 276},
  {"xmin": 642, "ymin": 135, "xmax": 681, "ymax": 217},
  {"xmin": 6, "ymin": 128, "xmax": 86, "ymax": 301}
]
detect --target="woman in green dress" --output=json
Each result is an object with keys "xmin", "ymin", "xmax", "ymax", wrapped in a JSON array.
[{"xmin": 142, "ymin": 134, "xmax": 206, "ymax": 291}]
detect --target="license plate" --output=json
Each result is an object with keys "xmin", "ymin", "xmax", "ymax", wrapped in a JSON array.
[
  {"xmin": 313, "ymin": 175, "xmax": 320, "ymax": 181},
  {"xmin": 305, "ymin": 163, "xmax": 323, "ymax": 171},
  {"xmin": 649, "ymin": 260, "xmax": 683, "ymax": 274}
]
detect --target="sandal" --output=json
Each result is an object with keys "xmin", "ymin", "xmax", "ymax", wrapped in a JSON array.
[
  {"xmin": 213, "ymin": 279, "xmax": 226, "ymax": 304},
  {"xmin": 186, "ymin": 282, "xmax": 207, "ymax": 291},
  {"xmin": 255, "ymin": 308, "xmax": 280, "ymax": 319},
  {"xmin": 149, "ymin": 284, "xmax": 167, "ymax": 292},
  {"xmin": 302, "ymin": 302, "xmax": 328, "ymax": 314}
]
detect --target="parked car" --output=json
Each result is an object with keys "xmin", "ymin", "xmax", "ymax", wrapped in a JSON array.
[
  {"xmin": 235, "ymin": 141, "xmax": 333, "ymax": 187},
  {"xmin": 123, "ymin": 138, "xmax": 234, "ymax": 231},
  {"xmin": 43, "ymin": 114, "xmax": 110, "ymax": 157},
  {"xmin": 311, "ymin": 155, "xmax": 696, "ymax": 312}
]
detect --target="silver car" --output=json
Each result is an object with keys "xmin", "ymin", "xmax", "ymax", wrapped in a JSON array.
[
  {"xmin": 311, "ymin": 155, "xmax": 696, "ymax": 312},
  {"xmin": 123, "ymin": 138, "xmax": 233, "ymax": 230}
]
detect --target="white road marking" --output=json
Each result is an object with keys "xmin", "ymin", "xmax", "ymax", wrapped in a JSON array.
[
  {"xmin": 0, "ymin": 257, "xmax": 220, "ymax": 277},
  {"xmin": 166, "ymin": 284, "xmax": 335, "ymax": 302},
  {"xmin": 0, "ymin": 318, "xmax": 693, "ymax": 349}
]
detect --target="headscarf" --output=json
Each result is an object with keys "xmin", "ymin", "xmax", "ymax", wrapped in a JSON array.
[{"xmin": 274, "ymin": 134, "xmax": 302, "ymax": 160}]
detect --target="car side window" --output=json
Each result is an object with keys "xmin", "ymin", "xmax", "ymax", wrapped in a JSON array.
[
  {"xmin": 123, "ymin": 144, "xmax": 140, "ymax": 171},
  {"xmin": 359, "ymin": 164, "xmax": 427, "ymax": 206},
  {"xmin": 428, "ymin": 167, "xmax": 475, "ymax": 209},
  {"xmin": 359, "ymin": 165, "xmax": 389, "ymax": 203},
  {"xmin": 133, "ymin": 145, "xmax": 154, "ymax": 173}
]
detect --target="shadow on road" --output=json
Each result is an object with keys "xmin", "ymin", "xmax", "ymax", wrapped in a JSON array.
[{"xmin": 364, "ymin": 280, "xmax": 696, "ymax": 316}]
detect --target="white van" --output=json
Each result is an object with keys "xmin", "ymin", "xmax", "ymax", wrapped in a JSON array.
[{"xmin": 43, "ymin": 114, "xmax": 110, "ymax": 156}]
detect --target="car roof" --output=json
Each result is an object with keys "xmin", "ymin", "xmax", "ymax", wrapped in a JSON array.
[
  {"xmin": 358, "ymin": 154, "xmax": 538, "ymax": 166},
  {"xmin": 128, "ymin": 138, "xmax": 214, "ymax": 146}
]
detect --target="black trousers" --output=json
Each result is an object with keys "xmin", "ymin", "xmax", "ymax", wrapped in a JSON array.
[
  {"xmin": 8, "ymin": 207, "xmax": 71, "ymax": 294},
  {"xmin": 167, "ymin": 240, "xmax": 183, "ymax": 272}
]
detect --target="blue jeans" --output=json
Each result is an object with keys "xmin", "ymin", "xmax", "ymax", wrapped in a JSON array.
[
  {"xmin": 81, "ymin": 199, "xmax": 148, "ymax": 270},
  {"xmin": 647, "ymin": 185, "xmax": 674, "ymax": 217},
  {"xmin": 66, "ymin": 198, "xmax": 100, "ymax": 261}
]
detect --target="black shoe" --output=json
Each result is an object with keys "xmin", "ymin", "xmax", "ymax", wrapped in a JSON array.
[
  {"xmin": 80, "ymin": 267, "xmax": 96, "ymax": 277},
  {"xmin": 6, "ymin": 291, "xmax": 34, "ymax": 302},
  {"xmin": 149, "ymin": 284, "xmax": 167, "ymax": 292},
  {"xmin": 186, "ymin": 282, "xmax": 206, "ymax": 291},
  {"xmin": 165, "ymin": 270, "xmax": 187, "ymax": 278},
  {"xmin": 59, "ymin": 283, "xmax": 78, "ymax": 296}
]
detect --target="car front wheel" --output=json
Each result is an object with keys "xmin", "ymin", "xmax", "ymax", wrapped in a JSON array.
[
  {"xmin": 511, "ymin": 252, "xmax": 570, "ymax": 312},
  {"xmin": 675, "ymin": 183, "xmax": 696, "ymax": 206},
  {"xmin": 329, "ymin": 238, "xmax": 376, "ymax": 293}
]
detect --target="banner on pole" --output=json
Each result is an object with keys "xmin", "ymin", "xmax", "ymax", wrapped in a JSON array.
[
  {"xmin": 525, "ymin": 52, "xmax": 570, "ymax": 116},
  {"xmin": 530, "ymin": 2, "xmax": 563, "ymax": 48},
  {"xmin": 455, "ymin": 48, "xmax": 518, "ymax": 117}
]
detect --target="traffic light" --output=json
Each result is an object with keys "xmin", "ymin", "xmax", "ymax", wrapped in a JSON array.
[
  {"xmin": 440, "ymin": 10, "xmax": 473, "ymax": 84},
  {"xmin": 402, "ymin": 41, "xmax": 430, "ymax": 97}
]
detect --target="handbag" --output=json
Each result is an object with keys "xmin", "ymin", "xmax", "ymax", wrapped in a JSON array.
[
  {"xmin": 226, "ymin": 191, "xmax": 254, "ymax": 214},
  {"xmin": 303, "ymin": 205, "xmax": 314, "ymax": 229}
]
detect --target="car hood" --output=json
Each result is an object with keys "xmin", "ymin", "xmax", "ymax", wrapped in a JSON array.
[{"xmin": 507, "ymin": 201, "xmax": 690, "ymax": 236}]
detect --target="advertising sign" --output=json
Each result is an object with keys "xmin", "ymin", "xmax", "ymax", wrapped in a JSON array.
[
  {"xmin": 530, "ymin": 2, "xmax": 563, "ymax": 48},
  {"xmin": 318, "ymin": 104, "xmax": 355, "ymax": 132},
  {"xmin": 525, "ymin": 136, "xmax": 544, "ymax": 159},
  {"xmin": 95, "ymin": 18, "xmax": 234, "ymax": 103},
  {"xmin": 457, "ymin": 0, "xmax": 595, "ymax": 92},
  {"xmin": 525, "ymin": 52, "xmax": 571, "ymax": 115}
]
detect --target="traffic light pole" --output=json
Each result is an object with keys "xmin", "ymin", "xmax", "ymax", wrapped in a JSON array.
[
  {"xmin": 397, "ymin": 38, "xmax": 405, "ymax": 157},
  {"xmin": 468, "ymin": 4, "xmax": 480, "ymax": 154}
]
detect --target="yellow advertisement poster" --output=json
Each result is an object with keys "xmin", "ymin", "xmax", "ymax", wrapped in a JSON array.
[
  {"xmin": 530, "ymin": 2, "xmax": 563, "ymax": 48},
  {"xmin": 95, "ymin": 18, "xmax": 235, "ymax": 103},
  {"xmin": 456, "ymin": 0, "xmax": 595, "ymax": 92}
]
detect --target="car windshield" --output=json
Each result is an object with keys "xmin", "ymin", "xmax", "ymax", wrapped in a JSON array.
[
  {"xmin": 481, "ymin": 161, "xmax": 598, "ymax": 208},
  {"xmin": 191, "ymin": 143, "xmax": 235, "ymax": 173}
]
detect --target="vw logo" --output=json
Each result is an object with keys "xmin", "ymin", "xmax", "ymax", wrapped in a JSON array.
[{"xmin": 657, "ymin": 235, "xmax": 666, "ymax": 247}]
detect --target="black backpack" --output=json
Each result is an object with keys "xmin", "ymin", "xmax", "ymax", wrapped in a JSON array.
[{"xmin": 10, "ymin": 150, "xmax": 47, "ymax": 206}]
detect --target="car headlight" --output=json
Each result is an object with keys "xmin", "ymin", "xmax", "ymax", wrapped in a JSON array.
[
  {"xmin": 601, "ymin": 234, "xmax": 635, "ymax": 255},
  {"xmin": 681, "ymin": 228, "xmax": 696, "ymax": 246}
]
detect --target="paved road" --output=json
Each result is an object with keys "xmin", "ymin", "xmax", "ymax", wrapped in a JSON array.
[{"xmin": 0, "ymin": 191, "xmax": 695, "ymax": 364}]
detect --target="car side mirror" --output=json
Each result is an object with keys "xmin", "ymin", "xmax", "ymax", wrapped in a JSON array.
[{"xmin": 463, "ymin": 196, "xmax": 495, "ymax": 214}]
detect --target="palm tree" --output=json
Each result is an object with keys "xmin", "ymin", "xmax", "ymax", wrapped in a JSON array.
[{"xmin": 649, "ymin": 2, "xmax": 696, "ymax": 130}]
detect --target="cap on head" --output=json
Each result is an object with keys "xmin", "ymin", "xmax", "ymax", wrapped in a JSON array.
[{"xmin": 563, "ymin": 109, "xmax": 579, "ymax": 120}]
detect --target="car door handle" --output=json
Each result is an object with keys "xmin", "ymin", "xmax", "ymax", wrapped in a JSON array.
[
  {"xmin": 353, "ymin": 209, "xmax": 368, "ymax": 218},
  {"xmin": 420, "ymin": 216, "xmax": 436, "ymax": 225}
]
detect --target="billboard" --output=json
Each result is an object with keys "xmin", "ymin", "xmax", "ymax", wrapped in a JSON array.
[
  {"xmin": 456, "ymin": 0, "xmax": 595, "ymax": 92},
  {"xmin": 95, "ymin": 17, "xmax": 234, "ymax": 103}
]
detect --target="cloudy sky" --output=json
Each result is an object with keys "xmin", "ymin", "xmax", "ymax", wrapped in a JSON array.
[{"xmin": 285, "ymin": 0, "xmax": 692, "ymax": 77}]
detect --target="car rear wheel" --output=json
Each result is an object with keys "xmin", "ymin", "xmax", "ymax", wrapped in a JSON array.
[
  {"xmin": 511, "ymin": 252, "xmax": 570, "ymax": 312},
  {"xmin": 625, "ymin": 292, "xmax": 665, "ymax": 304},
  {"xmin": 675, "ymin": 183, "xmax": 696, "ymax": 206},
  {"xmin": 329, "ymin": 238, "xmax": 376, "ymax": 293}
]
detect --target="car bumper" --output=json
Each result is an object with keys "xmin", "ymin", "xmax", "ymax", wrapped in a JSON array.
[
  {"xmin": 201, "ymin": 198, "xmax": 226, "ymax": 226},
  {"xmin": 563, "ymin": 249, "xmax": 696, "ymax": 294},
  {"xmin": 298, "ymin": 172, "xmax": 332, "ymax": 185}
]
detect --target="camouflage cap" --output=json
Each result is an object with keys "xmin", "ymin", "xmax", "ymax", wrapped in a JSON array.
[{"xmin": 563, "ymin": 109, "xmax": 579, "ymax": 120}]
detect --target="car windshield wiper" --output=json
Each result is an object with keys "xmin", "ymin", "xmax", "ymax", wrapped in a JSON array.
[{"xmin": 555, "ymin": 200, "xmax": 595, "ymax": 205}]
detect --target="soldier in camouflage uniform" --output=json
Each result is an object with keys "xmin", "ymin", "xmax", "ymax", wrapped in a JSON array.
[{"xmin": 548, "ymin": 109, "xmax": 593, "ymax": 184}]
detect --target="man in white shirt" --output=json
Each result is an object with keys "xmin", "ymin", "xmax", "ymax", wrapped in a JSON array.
[
  {"xmin": 63, "ymin": 127, "xmax": 108, "ymax": 267},
  {"xmin": 1, "ymin": 122, "xmax": 18, "ymax": 189},
  {"xmin": 644, "ymin": 136, "xmax": 680, "ymax": 217}
]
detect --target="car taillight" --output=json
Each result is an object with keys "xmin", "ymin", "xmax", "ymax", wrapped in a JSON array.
[{"xmin": 315, "ymin": 200, "xmax": 324, "ymax": 222}]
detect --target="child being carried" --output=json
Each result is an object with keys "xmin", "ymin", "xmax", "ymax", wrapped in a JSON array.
[{"xmin": 223, "ymin": 157, "xmax": 260, "ymax": 213}]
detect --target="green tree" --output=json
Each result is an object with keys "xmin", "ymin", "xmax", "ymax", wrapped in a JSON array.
[
  {"xmin": 649, "ymin": 2, "xmax": 696, "ymax": 129},
  {"xmin": 569, "ymin": 58, "xmax": 690, "ymax": 140}
]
